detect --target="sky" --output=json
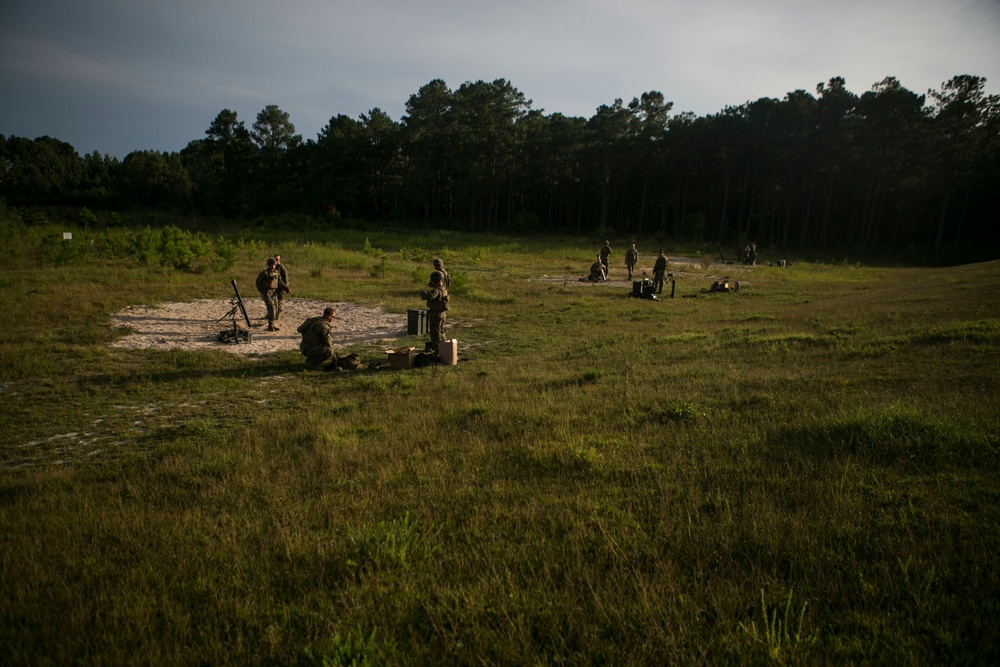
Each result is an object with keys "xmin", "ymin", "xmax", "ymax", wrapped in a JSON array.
[{"xmin": 2, "ymin": 0, "xmax": 999, "ymax": 159}]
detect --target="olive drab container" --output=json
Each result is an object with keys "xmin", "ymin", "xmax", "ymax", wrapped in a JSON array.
[
  {"xmin": 438, "ymin": 339, "xmax": 458, "ymax": 365},
  {"xmin": 407, "ymin": 309, "xmax": 429, "ymax": 335}
]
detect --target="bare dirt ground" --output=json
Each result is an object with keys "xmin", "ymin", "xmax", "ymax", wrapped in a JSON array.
[{"xmin": 109, "ymin": 298, "xmax": 408, "ymax": 356}]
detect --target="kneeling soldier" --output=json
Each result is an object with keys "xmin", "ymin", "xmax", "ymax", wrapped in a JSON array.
[{"xmin": 298, "ymin": 307, "xmax": 338, "ymax": 370}]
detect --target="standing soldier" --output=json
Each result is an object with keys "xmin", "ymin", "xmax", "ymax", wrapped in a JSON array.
[
  {"xmin": 625, "ymin": 243, "xmax": 638, "ymax": 280},
  {"xmin": 653, "ymin": 249, "xmax": 668, "ymax": 294},
  {"xmin": 273, "ymin": 254, "xmax": 289, "ymax": 321},
  {"xmin": 255, "ymin": 257, "xmax": 286, "ymax": 331},
  {"xmin": 432, "ymin": 258, "xmax": 452, "ymax": 289},
  {"xmin": 599, "ymin": 240, "xmax": 612, "ymax": 276},
  {"xmin": 420, "ymin": 270, "xmax": 450, "ymax": 353}
]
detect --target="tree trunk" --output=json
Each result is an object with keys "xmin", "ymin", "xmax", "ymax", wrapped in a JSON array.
[{"xmin": 933, "ymin": 187, "xmax": 952, "ymax": 258}]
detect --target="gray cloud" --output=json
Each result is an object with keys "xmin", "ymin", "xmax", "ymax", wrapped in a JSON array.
[{"xmin": 2, "ymin": 0, "xmax": 997, "ymax": 158}]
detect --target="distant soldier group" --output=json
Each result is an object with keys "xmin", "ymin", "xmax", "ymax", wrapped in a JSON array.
[
  {"xmin": 580, "ymin": 241, "xmax": 668, "ymax": 292},
  {"xmin": 740, "ymin": 241, "xmax": 758, "ymax": 266}
]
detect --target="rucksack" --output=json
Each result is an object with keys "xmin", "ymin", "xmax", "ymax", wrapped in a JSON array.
[
  {"xmin": 337, "ymin": 353, "xmax": 362, "ymax": 370},
  {"xmin": 297, "ymin": 316, "xmax": 321, "ymax": 334}
]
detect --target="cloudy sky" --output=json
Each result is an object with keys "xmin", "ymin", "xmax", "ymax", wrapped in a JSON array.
[{"xmin": 2, "ymin": 0, "xmax": 998, "ymax": 159}]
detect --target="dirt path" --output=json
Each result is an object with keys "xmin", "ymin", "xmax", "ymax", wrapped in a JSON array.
[{"xmin": 109, "ymin": 298, "xmax": 407, "ymax": 356}]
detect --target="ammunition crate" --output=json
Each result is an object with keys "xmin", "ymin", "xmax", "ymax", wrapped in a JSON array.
[
  {"xmin": 387, "ymin": 348, "xmax": 416, "ymax": 369},
  {"xmin": 407, "ymin": 309, "xmax": 429, "ymax": 335}
]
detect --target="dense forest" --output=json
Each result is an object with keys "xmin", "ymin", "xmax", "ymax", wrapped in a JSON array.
[{"xmin": 1, "ymin": 74, "xmax": 998, "ymax": 258}]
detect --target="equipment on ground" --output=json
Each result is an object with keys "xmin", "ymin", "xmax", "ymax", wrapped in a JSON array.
[
  {"xmin": 216, "ymin": 278, "xmax": 255, "ymax": 344},
  {"xmin": 217, "ymin": 278, "xmax": 254, "ymax": 329}
]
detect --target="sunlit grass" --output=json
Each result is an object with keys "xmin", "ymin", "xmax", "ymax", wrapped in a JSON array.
[{"xmin": 0, "ymin": 223, "xmax": 998, "ymax": 664}]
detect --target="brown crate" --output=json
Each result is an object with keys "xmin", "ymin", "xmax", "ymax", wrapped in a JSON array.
[{"xmin": 387, "ymin": 348, "xmax": 416, "ymax": 369}]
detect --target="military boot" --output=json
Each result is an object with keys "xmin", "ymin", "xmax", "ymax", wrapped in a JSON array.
[{"xmin": 267, "ymin": 321, "xmax": 279, "ymax": 332}]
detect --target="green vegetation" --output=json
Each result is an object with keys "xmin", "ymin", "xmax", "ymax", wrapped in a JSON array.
[
  {"xmin": 1, "ymin": 219, "xmax": 998, "ymax": 665},
  {"xmin": 3, "ymin": 74, "xmax": 999, "ymax": 262}
]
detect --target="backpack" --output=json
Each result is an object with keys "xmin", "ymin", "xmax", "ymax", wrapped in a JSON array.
[
  {"xmin": 337, "ymin": 353, "xmax": 362, "ymax": 370},
  {"xmin": 297, "ymin": 316, "xmax": 321, "ymax": 334}
]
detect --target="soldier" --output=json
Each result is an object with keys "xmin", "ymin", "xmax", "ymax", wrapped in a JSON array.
[
  {"xmin": 625, "ymin": 243, "xmax": 638, "ymax": 280},
  {"xmin": 432, "ymin": 258, "xmax": 452, "ymax": 289},
  {"xmin": 652, "ymin": 249, "xmax": 668, "ymax": 294},
  {"xmin": 297, "ymin": 307, "xmax": 338, "ymax": 370},
  {"xmin": 420, "ymin": 270, "xmax": 450, "ymax": 353},
  {"xmin": 587, "ymin": 256, "xmax": 606, "ymax": 282},
  {"xmin": 273, "ymin": 253, "xmax": 290, "ymax": 321},
  {"xmin": 599, "ymin": 240, "xmax": 612, "ymax": 275},
  {"xmin": 255, "ymin": 257, "xmax": 286, "ymax": 331}
]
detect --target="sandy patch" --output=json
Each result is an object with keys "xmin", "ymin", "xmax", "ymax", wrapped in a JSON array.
[{"xmin": 109, "ymin": 298, "xmax": 408, "ymax": 356}]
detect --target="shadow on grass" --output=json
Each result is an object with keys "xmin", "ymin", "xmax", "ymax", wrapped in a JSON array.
[
  {"xmin": 74, "ymin": 357, "xmax": 409, "ymax": 389},
  {"xmin": 771, "ymin": 406, "xmax": 996, "ymax": 470}
]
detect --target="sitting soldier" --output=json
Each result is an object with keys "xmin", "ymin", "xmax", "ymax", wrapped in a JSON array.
[{"xmin": 297, "ymin": 307, "xmax": 338, "ymax": 370}]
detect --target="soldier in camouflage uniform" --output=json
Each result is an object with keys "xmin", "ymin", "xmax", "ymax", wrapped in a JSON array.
[
  {"xmin": 625, "ymin": 243, "xmax": 638, "ymax": 280},
  {"xmin": 652, "ymin": 249, "xmax": 668, "ymax": 294},
  {"xmin": 432, "ymin": 258, "xmax": 452, "ymax": 289},
  {"xmin": 298, "ymin": 307, "xmax": 338, "ymax": 370},
  {"xmin": 255, "ymin": 257, "xmax": 287, "ymax": 331},
  {"xmin": 586, "ymin": 256, "xmax": 606, "ymax": 282},
  {"xmin": 273, "ymin": 254, "xmax": 290, "ymax": 321},
  {"xmin": 599, "ymin": 240, "xmax": 612, "ymax": 276},
  {"xmin": 420, "ymin": 271, "xmax": 450, "ymax": 353}
]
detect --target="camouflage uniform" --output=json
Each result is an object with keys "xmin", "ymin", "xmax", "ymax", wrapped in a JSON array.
[
  {"xmin": 421, "ymin": 272, "xmax": 450, "ymax": 352},
  {"xmin": 587, "ymin": 258, "xmax": 606, "ymax": 282},
  {"xmin": 652, "ymin": 251, "xmax": 668, "ymax": 294},
  {"xmin": 256, "ymin": 258, "xmax": 289, "ymax": 330},
  {"xmin": 255, "ymin": 263, "xmax": 280, "ymax": 330},
  {"xmin": 625, "ymin": 244, "xmax": 638, "ymax": 280},
  {"xmin": 274, "ymin": 258, "xmax": 289, "ymax": 320},
  {"xmin": 432, "ymin": 259, "xmax": 452, "ymax": 289},
  {"xmin": 599, "ymin": 241, "xmax": 612, "ymax": 274},
  {"xmin": 298, "ymin": 314, "xmax": 336, "ymax": 369}
]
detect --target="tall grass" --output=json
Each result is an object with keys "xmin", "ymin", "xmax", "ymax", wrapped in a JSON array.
[{"xmin": 1, "ymin": 218, "xmax": 998, "ymax": 664}]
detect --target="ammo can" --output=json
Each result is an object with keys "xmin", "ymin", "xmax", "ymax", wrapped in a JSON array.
[{"xmin": 407, "ymin": 309, "xmax": 429, "ymax": 335}]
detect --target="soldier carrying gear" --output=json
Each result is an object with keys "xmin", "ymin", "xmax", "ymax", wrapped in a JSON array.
[
  {"xmin": 255, "ymin": 257, "xmax": 288, "ymax": 331},
  {"xmin": 420, "ymin": 271, "xmax": 450, "ymax": 353},
  {"xmin": 432, "ymin": 259, "xmax": 452, "ymax": 289}
]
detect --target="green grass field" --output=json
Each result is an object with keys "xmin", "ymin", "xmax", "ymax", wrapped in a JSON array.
[{"xmin": 1, "ymin": 221, "xmax": 998, "ymax": 665}]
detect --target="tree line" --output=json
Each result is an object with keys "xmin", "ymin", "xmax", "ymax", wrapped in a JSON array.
[{"xmin": 1, "ymin": 74, "xmax": 997, "ymax": 258}]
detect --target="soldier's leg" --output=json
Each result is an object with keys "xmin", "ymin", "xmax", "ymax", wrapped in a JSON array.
[
  {"xmin": 428, "ymin": 311, "xmax": 443, "ymax": 352},
  {"xmin": 265, "ymin": 292, "xmax": 279, "ymax": 330},
  {"xmin": 303, "ymin": 345, "xmax": 334, "ymax": 369}
]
